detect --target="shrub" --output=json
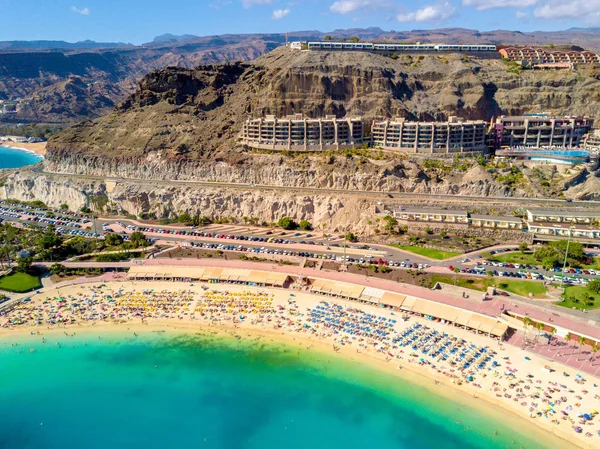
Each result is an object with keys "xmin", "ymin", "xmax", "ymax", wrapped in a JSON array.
[
  {"xmin": 345, "ymin": 232, "xmax": 357, "ymax": 242},
  {"xmin": 96, "ymin": 253, "xmax": 131, "ymax": 262},
  {"xmin": 277, "ymin": 217, "xmax": 298, "ymax": 230},
  {"xmin": 588, "ymin": 280, "xmax": 600, "ymax": 294},
  {"xmin": 105, "ymin": 233, "xmax": 124, "ymax": 246},
  {"xmin": 299, "ymin": 220, "xmax": 312, "ymax": 231}
]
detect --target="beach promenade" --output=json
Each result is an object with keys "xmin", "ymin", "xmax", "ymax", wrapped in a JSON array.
[
  {"xmin": 142, "ymin": 259, "xmax": 600, "ymax": 348},
  {"xmin": 29, "ymin": 257, "xmax": 600, "ymax": 376}
]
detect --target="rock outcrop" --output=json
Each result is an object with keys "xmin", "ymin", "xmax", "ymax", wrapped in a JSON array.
[
  {"xmin": 46, "ymin": 48, "xmax": 600, "ymax": 186},
  {"xmin": 0, "ymin": 172, "xmax": 376, "ymax": 231}
]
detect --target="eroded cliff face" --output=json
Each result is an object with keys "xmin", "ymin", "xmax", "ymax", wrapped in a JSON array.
[
  {"xmin": 1, "ymin": 162, "xmax": 596, "ymax": 231},
  {"xmin": 46, "ymin": 47, "xmax": 600, "ymax": 184},
  {"xmin": 42, "ymin": 152, "xmax": 521, "ymax": 196},
  {"xmin": 0, "ymin": 172, "xmax": 376, "ymax": 231}
]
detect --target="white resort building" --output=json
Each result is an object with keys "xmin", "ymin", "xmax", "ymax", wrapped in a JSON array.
[
  {"xmin": 239, "ymin": 114, "xmax": 365, "ymax": 151},
  {"xmin": 371, "ymin": 117, "xmax": 488, "ymax": 154},
  {"xmin": 494, "ymin": 115, "xmax": 594, "ymax": 148},
  {"xmin": 469, "ymin": 215, "xmax": 525, "ymax": 230},
  {"xmin": 526, "ymin": 209, "xmax": 600, "ymax": 225},
  {"xmin": 394, "ymin": 208, "xmax": 470, "ymax": 224}
]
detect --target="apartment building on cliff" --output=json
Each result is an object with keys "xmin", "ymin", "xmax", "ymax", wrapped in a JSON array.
[
  {"xmin": 240, "ymin": 114, "xmax": 595, "ymax": 160},
  {"xmin": 370, "ymin": 117, "xmax": 487, "ymax": 154},
  {"xmin": 493, "ymin": 115, "xmax": 594, "ymax": 148},
  {"xmin": 499, "ymin": 47, "xmax": 600, "ymax": 66},
  {"xmin": 239, "ymin": 114, "xmax": 365, "ymax": 151}
]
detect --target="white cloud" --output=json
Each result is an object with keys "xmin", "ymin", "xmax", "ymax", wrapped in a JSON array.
[
  {"xmin": 462, "ymin": 0, "xmax": 600, "ymax": 24},
  {"xmin": 241, "ymin": 0, "xmax": 274, "ymax": 8},
  {"xmin": 397, "ymin": 2, "xmax": 456, "ymax": 23},
  {"xmin": 71, "ymin": 6, "xmax": 90, "ymax": 15},
  {"xmin": 534, "ymin": 0, "xmax": 600, "ymax": 22},
  {"xmin": 209, "ymin": 0, "xmax": 232, "ymax": 9},
  {"xmin": 272, "ymin": 8, "xmax": 290, "ymax": 19},
  {"xmin": 515, "ymin": 11, "xmax": 528, "ymax": 20},
  {"xmin": 330, "ymin": 0, "xmax": 389, "ymax": 15},
  {"xmin": 462, "ymin": 0, "xmax": 537, "ymax": 10}
]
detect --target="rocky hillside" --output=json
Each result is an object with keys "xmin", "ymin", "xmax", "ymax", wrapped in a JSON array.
[
  {"xmin": 44, "ymin": 47, "xmax": 600, "ymax": 189},
  {"xmin": 1, "ymin": 162, "xmax": 596, "ymax": 233},
  {"xmin": 0, "ymin": 38, "xmax": 278, "ymax": 124},
  {"xmin": 13, "ymin": 75, "xmax": 125, "ymax": 122}
]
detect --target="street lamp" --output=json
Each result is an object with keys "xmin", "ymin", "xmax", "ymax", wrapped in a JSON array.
[{"xmin": 560, "ymin": 225, "xmax": 575, "ymax": 293}]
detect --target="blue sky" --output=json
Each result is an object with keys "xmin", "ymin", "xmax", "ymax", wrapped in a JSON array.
[{"xmin": 1, "ymin": 0, "xmax": 599, "ymax": 44}]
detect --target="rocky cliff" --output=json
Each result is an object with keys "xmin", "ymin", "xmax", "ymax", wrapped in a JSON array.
[
  {"xmin": 2, "ymin": 164, "xmax": 595, "ymax": 232},
  {"xmin": 0, "ymin": 172, "xmax": 376, "ymax": 231},
  {"xmin": 46, "ymin": 47, "xmax": 600, "ymax": 188}
]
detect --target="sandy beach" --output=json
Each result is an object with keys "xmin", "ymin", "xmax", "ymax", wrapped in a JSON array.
[
  {"xmin": 0, "ymin": 140, "xmax": 47, "ymax": 156},
  {"xmin": 1, "ymin": 280, "xmax": 598, "ymax": 448},
  {"xmin": 0, "ymin": 136, "xmax": 48, "ymax": 156}
]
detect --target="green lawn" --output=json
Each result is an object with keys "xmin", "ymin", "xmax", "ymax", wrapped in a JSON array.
[
  {"xmin": 492, "ymin": 279, "xmax": 548, "ymax": 297},
  {"xmin": 486, "ymin": 252, "xmax": 539, "ymax": 265},
  {"xmin": 431, "ymin": 275, "xmax": 488, "ymax": 291},
  {"xmin": 430, "ymin": 275, "xmax": 548, "ymax": 298},
  {"xmin": 390, "ymin": 245, "xmax": 461, "ymax": 260},
  {"xmin": 558, "ymin": 285, "xmax": 600, "ymax": 310},
  {"xmin": 0, "ymin": 272, "xmax": 42, "ymax": 293}
]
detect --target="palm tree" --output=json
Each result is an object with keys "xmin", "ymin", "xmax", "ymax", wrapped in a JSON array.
[
  {"xmin": 590, "ymin": 343, "xmax": 598, "ymax": 365},
  {"xmin": 577, "ymin": 336, "xmax": 587, "ymax": 360},
  {"xmin": 523, "ymin": 317, "xmax": 532, "ymax": 341},
  {"xmin": 549, "ymin": 327, "xmax": 557, "ymax": 346},
  {"xmin": 565, "ymin": 332, "xmax": 573, "ymax": 353},
  {"xmin": 535, "ymin": 322, "xmax": 544, "ymax": 342}
]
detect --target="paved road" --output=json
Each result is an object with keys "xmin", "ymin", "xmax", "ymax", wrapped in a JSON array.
[
  {"xmin": 39, "ymin": 170, "xmax": 600, "ymax": 208},
  {"xmin": 4, "ymin": 202, "xmax": 599, "ymax": 287}
]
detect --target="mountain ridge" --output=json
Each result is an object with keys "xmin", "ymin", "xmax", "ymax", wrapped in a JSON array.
[{"xmin": 5, "ymin": 26, "xmax": 600, "ymax": 125}]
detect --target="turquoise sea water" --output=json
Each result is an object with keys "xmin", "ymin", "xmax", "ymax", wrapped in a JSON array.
[
  {"xmin": 0, "ymin": 146, "xmax": 43, "ymax": 169},
  {"xmin": 0, "ymin": 331, "xmax": 556, "ymax": 449}
]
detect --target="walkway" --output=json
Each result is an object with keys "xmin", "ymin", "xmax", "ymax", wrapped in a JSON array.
[{"xmin": 506, "ymin": 333, "xmax": 600, "ymax": 377}]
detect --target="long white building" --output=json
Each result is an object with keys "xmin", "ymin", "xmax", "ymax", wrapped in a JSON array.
[
  {"xmin": 304, "ymin": 42, "xmax": 496, "ymax": 53},
  {"xmin": 239, "ymin": 114, "xmax": 365, "ymax": 151},
  {"xmin": 494, "ymin": 115, "xmax": 594, "ymax": 148},
  {"xmin": 371, "ymin": 117, "xmax": 488, "ymax": 154}
]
